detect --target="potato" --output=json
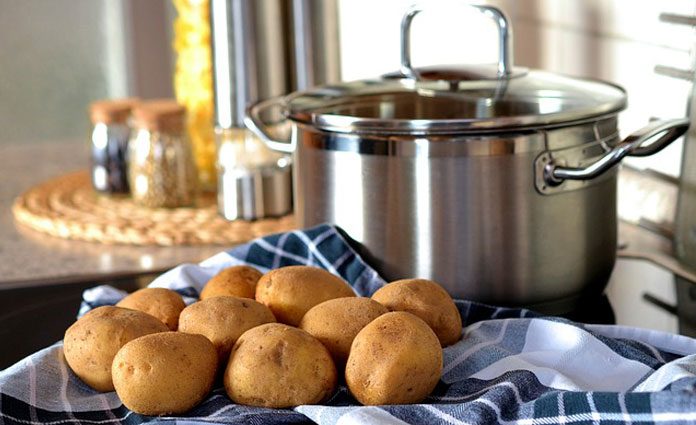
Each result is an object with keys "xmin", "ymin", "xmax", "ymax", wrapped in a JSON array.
[
  {"xmin": 255, "ymin": 266, "xmax": 356, "ymax": 326},
  {"xmin": 200, "ymin": 265, "xmax": 263, "ymax": 300},
  {"xmin": 345, "ymin": 311, "xmax": 442, "ymax": 405},
  {"xmin": 371, "ymin": 278, "xmax": 462, "ymax": 346},
  {"xmin": 224, "ymin": 323, "xmax": 337, "ymax": 408},
  {"xmin": 63, "ymin": 306, "xmax": 168, "ymax": 392},
  {"xmin": 299, "ymin": 297, "xmax": 387, "ymax": 368},
  {"xmin": 179, "ymin": 296, "xmax": 276, "ymax": 363},
  {"xmin": 116, "ymin": 287, "xmax": 186, "ymax": 331},
  {"xmin": 112, "ymin": 332, "xmax": 217, "ymax": 415}
]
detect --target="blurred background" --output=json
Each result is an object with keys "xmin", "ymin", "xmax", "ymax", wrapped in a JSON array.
[{"xmin": 1, "ymin": 0, "xmax": 693, "ymax": 177}]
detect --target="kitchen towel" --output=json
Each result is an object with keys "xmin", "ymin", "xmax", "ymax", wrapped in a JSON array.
[{"xmin": 1, "ymin": 224, "xmax": 696, "ymax": 425}]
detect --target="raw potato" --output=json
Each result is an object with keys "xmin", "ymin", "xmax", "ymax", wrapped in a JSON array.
[
  {"xmin": 371, "ymin": 278, "xmax": 463, "ymax": 346},
  {"xmin": 224, "ymin": 323, "xmax": 337, "ymax": 408},
  {"xmin": 299, "ymin": 297, "xmax": 388, "ymax": 368},
  {"xmin": 345, "ymin": 311, "xmax": 443, "ymax": 405},
  {"xmin": 179, "ymin": 296, "xmax": 276, "ymax": 362},
  {"xmin": 255, "ymin": 266, "xmax": 356, "ymax": 326},
  {"xmin": 200, "ymin": 265, "xmax": 263, "ymax": 300},
  {"xmin": 112, "ymin": 332, "xmax": 217, "ymax": 415},
  {"xmin": 116, "ymin": 287, "xmax": 186, "ymax": 331},
  {"xmin": 63, "ymin": 306, "xmax": 168, "ymax": 392}
]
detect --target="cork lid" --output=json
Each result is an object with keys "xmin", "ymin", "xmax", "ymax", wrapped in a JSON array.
[
  {"xmin": 132, "ymin": 99, "xmax": 187, "ymax": 132},
  {"xmin": 89, "ymin": 98, "xmax": 139, "ymax": 124}
]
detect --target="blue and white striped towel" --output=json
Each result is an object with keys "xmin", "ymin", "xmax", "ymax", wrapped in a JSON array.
[{"xmin": 1, "ymin": 224, "xmax": 696, "ymax": 425}]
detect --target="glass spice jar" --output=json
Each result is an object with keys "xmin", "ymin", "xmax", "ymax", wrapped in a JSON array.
[
  {"xmin": 89, "ymin": 98, "xmax": 138, "ymax": 194},
  {"xmin": 128, "ymin": 100, "xmax": 198, "ymax": 208}
]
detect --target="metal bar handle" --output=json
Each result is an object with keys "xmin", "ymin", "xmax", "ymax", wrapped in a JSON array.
[
  {"xmin": 244, "ymin": 96, "xmax": 296, "ymax": 154},
  {"xmin": 400, "ymin": 4, "xmax": 513, "ymax": 79},
  {"xmin": 545, "ymin": 118, "xmax": 690, "ymax": 186},
  {"xmin": 659, "ymin": 12, "xmax": 696, "ymax": 27}
]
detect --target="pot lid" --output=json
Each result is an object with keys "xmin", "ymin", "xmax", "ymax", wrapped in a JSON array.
[
  {"xmin": 281, "ymin": 4, "xmax": 626, "ymax": 135},
  {"xmin": 284, "ymin": 67, "xmax": 627, "ymax": 135}
]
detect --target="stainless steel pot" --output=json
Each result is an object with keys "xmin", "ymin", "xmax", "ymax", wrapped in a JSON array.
[{"xmin": 246, "ymin": 4, "xmax": 689, "ymax": 308}]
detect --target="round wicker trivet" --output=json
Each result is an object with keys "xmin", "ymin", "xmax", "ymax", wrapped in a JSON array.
[{"xmin": 12, "ymin": 171, "xmax": 296, "ymax": 246}]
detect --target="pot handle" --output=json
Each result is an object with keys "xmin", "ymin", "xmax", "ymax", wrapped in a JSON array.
[
  {"xmin": 400, "ymin": 4, "xmax": 513, "ymax": 79},
  {"xmin": 544, "ymin": 118, "xmax": 690, "ymax": 186},
  {"xmin": 244, "ymin": 96, "xmax": 296, "ymax": 154}
]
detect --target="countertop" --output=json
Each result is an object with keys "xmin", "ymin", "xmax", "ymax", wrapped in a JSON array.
[
  {"xmin": 0, "ymin": 140, "xmax": 228, "ymax": 289},
  {"xmin": 2, "ymin": 139, "xmax": 695, "ymax": 289}
]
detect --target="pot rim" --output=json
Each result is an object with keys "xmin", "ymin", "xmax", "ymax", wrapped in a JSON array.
[
  {"xmin": 286, "ymin": 104, "xmax": 626, "ymax": 136},
  {"xmin": 282, "ymin": 74, "xmax": 628, "ymax": 136}
]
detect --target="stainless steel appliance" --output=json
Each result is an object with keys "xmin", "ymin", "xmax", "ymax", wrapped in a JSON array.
[
  {"xmin": 247, "ymin": 4, "xmax": 689, "ymax": 308},
  {"xmin": 209, "ymin": 0, "xmax": 340, "ymax": 220}
]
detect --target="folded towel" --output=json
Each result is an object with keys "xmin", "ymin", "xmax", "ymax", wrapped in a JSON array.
[{"xmin": 1, "ymin": 224, "xmax": 695, "ymax": 425}]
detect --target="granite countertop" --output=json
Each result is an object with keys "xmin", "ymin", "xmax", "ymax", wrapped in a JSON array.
[{"xmin": 0, "ymin": 140, "xmax": 229, "ymax": 289}]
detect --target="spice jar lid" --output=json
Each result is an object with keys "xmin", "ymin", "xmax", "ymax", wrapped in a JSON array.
[
  {"xmin": 132, "ymin": 99, "xmax": 187, "ymax": 132},
  {"xmin": 89, "ymin": 98, "xmax": 139, "ymax": 124}
]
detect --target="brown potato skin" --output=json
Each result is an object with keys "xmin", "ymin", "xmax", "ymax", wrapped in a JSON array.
[
  {"xmin": 371, "ymin": 278, "xmax": 463, "ymax": 346},
  {"xmin": 200, "ymin": 265, "xmax": 263, "ymax": 300},
  {"xmin": 116, "ymin": 288, "xmax": 186, "ymax": 331},
  {"xmin": 178, "ymin": 296, "xmax": 276, "ymax": 363},
  {"xmin": 112, "ymin": 332, "xmax": 217, "ymax": 415},
  {"xmin": 63, "ymin": 306, "xmax": 169, "ymax": 392},
  {"xmin": 255, "ymin": 266, "xmax": 356, "ymax": 326},
  {"xmin": 224, "ymin": 323, "xmax": 337, "ymax": 408},
  {"xmin": 345, "ymin": 311, "xmax": 443, "ymax": 405},
  {"xmin": 299, "ymin": 297, "xmax": 388, "ymax": 369}
]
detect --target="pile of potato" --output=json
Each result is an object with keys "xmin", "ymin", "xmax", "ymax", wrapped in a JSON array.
[{"xmin": 62, "ymin": 265, "xmax": 462, "ymax": 415}]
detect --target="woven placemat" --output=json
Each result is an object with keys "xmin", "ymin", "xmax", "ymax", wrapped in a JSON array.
[{"xmin": 12, "ymin": 171, "xmax": 296, "ymax": 246}]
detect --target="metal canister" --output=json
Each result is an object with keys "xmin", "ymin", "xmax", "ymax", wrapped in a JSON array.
[
  {"xmin": 89, "ymin": 99, "xmax": 138, "ymax": 194},
  {"xmin": 128, "ymin": 100, "xmax": 198, "ymax": 208},
  {"xmin": 217, "ymin": 127, "xmax": 292, "ymax": 220},
  {"xmin": 209, "ymin": 0, "xmax": 340, "ymax": 220}
]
